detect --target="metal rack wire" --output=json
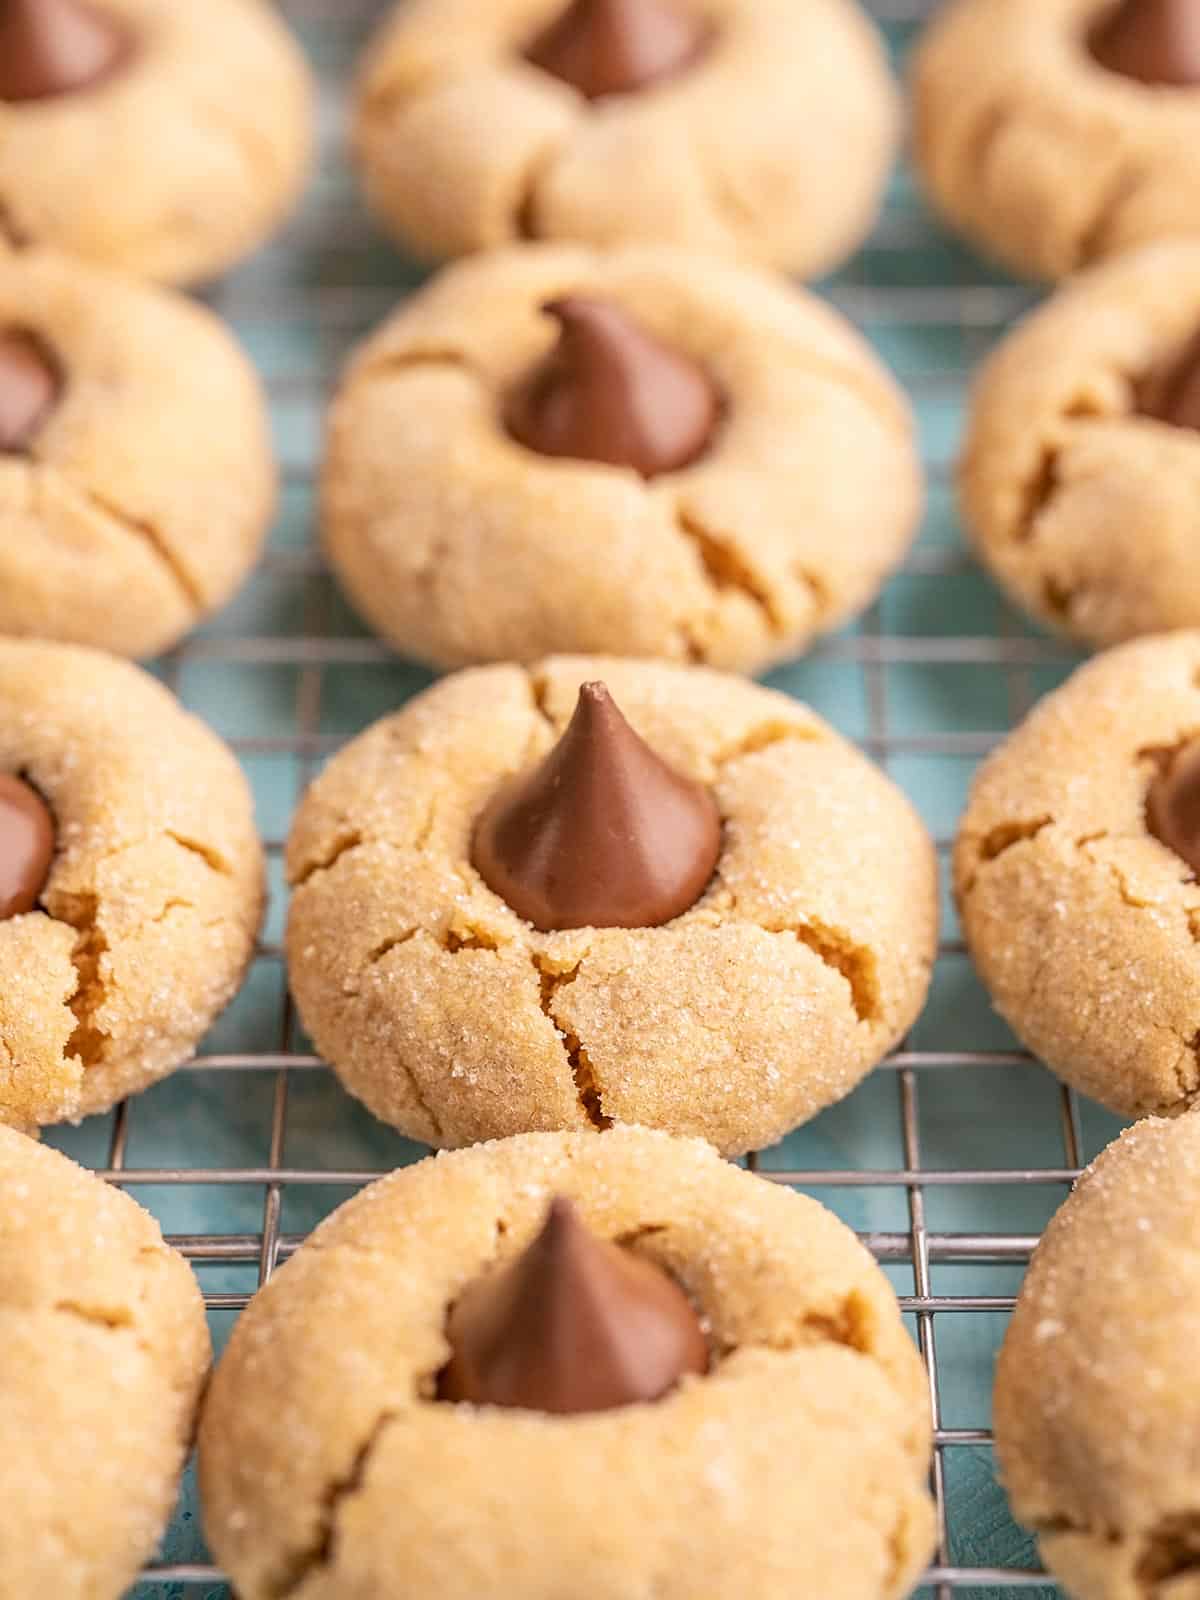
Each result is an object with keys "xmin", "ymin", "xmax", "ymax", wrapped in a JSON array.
[{"xmin": 41, "ymin": 0, "xmax": 1108, "ymax": 1592}]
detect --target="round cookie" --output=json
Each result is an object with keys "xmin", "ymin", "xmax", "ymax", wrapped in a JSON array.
[
  {"xmin": 961, "ymin": 242, "xmax": 1200, "ymax": 650},
  {"xmin": 995, "ymin": 1114, "xmax": 1200, "ymax": 1600},
  {"xmin": 199, "ymin": 1126, "xmax": 936, "ymax": 1600},
  {"xmin": 0, "ymin": 639, "xmax": 265, "ymax": 1132},
  {"xmin": 0, "ymin": 1124, "xmax": 210, "ymax": 1598},
  {"xmin": 955, "ymin": 632, "xmax": 1200, "ymax": 1120},
  {"xmin": 322, "ymin": 245, "xmax": 923, "ymax": 673},
  {"xmin": 0, "ymin": 247, "xmax": 276, "ymax": 657},
  {"xmin": 286, "ymin": 656, "xmax": 938, "ymax": 1155},
  {"xmin": 352, "ymin": 0, "xmax": 898, "ymax": 277},
  {"xmin": 0, "ymin": 0, "xmax": 313, "ymax": 286},
  {"xmin": 913, "ymin": 0, "xmax": 1200, "ymax": 282}
]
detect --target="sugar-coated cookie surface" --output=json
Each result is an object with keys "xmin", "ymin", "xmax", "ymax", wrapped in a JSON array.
[
  {"xmin": 286, "ymin": 657, "xmax": 938, "ymax": 1155},
  {"xmin": 199, "ymin": 1127, "xmax": 935, "ymax": 1600},
  {"xmin": 913, "ymin": 0, "xmax": 1200, "ymax": 281},
  {"xmin": 961, "ymin": 242, "xmax": 1200, "ymax": 649},
  {"xmin": 353, "ymin": 0, "xmax": 898, "ymax": 277},
  {"xmin": 0, "ymin": 1125, "xmax": 210, "ymax": 1598},
  {"xmin": 322, "ymin": 245, "xmax": 923, "ymax": 673},
  {"xmin": 996, "ymin": 1115, "xmax": 1200, "ymax": 1599},
  {"xmin": 0, "ymin": 0, "xmax": 313, "ymax": 285},
  {"xmin": 0, "ymin": 248, "xmax": 276, "ymax": 657},
  {"xmin": 0, "ymin": 640, "xmax": 265, "ymax": 1131},
  {"xmin": 956, "ymin": 633, "xmax": 1200, "ymax": 1119}
]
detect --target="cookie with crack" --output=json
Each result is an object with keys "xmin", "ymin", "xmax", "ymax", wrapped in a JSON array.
[
  {"xmin": 0, "ymin": 0, "xmax": 313, "ymax": 286},
  {"xmin": 962, "ymin": 241, "xmax": 1200, "ymax": 650},
  {"xmin": 0, "ymin": 1124, "xmax": 210, "ymax": 1598},
  {"xmin": 199, "ymin": 1126, "xmax": 936, "ymax": 1600},
  {"xmin": 955, "ymin": 633, "xmax": 1200, "ymax": 1119},
  {"xmin": 0, "ymin": 248, "xmax": 276, "ymax": 657},
  {"xmin": 996, "ymin": 1114, "xmax": 1200, "ymax": 1599},
  {"xmin": 322, "ymin": 245, "xmax": 922, "ymax": 674},
  {"xmin": 352, "ymin": 0, "xmax": 898, "ymax": 278},
  {"xmin": 286, "ymin": 657, "xmax": 938, "ymax": 1155},
  {"xmin": 0, "ymin": 639, "xmax": 265, "ymax": 1132},
  {"xmin": 913, "ymin": 0, "xmax": 1200, "ymax": 282}
]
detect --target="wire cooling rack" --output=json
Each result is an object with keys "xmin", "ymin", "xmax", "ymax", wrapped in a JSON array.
[{"xmin": 35, "ymin": 2, "xmax": 1134, "ymax": 1595}]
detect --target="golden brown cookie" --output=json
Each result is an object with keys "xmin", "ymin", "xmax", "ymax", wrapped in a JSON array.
[
  {"xmin": 913, "ymin": 0, "xmax": 1200, "ymax": 282},
  {"xmin": 0, "ymin": 639, "xmax": 265, "ymax": 1133},
  {"xmin": 322, "ymin": 245, "xmax": 922, "ymax": 673},
  {"xmin": 995, "ymin": 1114, "xmax": 1200, "ymax": 1600},
  {"xmin": 199, "ymin": 1126, "xmax": 936, "ymax": 1600},
  {"xmin": 0, "ymin": 0, "xmax": 313, "ymax": 286},
  {"xmin": 286, "ymin": 657, "xmax": 938, "ymax": 1155},
  {"xmin": 0, "ymin": 1124, "xmax": 210, "ymax": 1598},
  {"xmin": 955, "ymin": 632, "xmax": 1200, "ymax": 1119},
  {"xmin": 961, "ymin": 241, "xmax": 1200, "ymax": 650},
  {"xmin": 0, "ymin": 248, "xmax": 276, "ymax": 657},
  {"xmin": 352, "ymin": 0, "xmax": 898, "ymax": 277}
]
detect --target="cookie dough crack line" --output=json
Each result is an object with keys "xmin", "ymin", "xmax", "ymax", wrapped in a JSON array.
[
  {"xmin": 735, "ymin": 909, "xmax": 880, "ymax": 1026},
  {"xmin": 265, "ymin": 1410, "xmax": 403, "ymax": 1600},
  {"xmin": 534, "ymin": 953, "xmax": 612, "ymax": 1130},
  {"xmin": 352, "ymin": 929, "xmax": 446, "ymax": 1141},
  {"xmin": 674, "ymin": 505, "xmax": 786, "ymax": 637},
  {"xmin": 1074, "ymin": 157, "xmax": 1150, "ymax": 271},
  {"xmin": 63, "ymin": 476, "xmax": 206, "ymax": 614},
  {"xmin": 55, "ymin": 891, "xmax": 109, "ymax": 1070},
  {"xmin": 1033, "ymin": 1508, "xmax": 1200, "ymax": 1598}
]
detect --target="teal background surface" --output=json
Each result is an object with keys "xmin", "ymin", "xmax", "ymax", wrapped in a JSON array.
[{"xmin": 40, "ymin": 3, "xmax": 1130, "ymax": 1594}]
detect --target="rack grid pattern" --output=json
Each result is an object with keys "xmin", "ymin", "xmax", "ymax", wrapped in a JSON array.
[{"xmin": 37, "ymin": 2, "xmax": 1129, "ymax": 1595}]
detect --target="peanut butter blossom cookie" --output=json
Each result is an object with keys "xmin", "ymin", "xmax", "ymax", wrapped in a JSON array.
[
  {"xmin": 200, "ymin": 1127, "xmax": 936, "ymax": 1600},
  {"xmin": 995, "ymin": 1116, "xmax": 1200, "ymax": 1600},
  {"xmin": 286, "ymin": 657, "xmax": 938, "ymax": 1154},
  {"xmin": 962, "ymin": 241, "xmax": 1200, "ymax": 649},
  {"xmin": 914, "ymin": 0, "xmax": 1200, "ymax": 281},
  {"xmin": 0, "ymin": 0, "xmax": 313, "ymax": 285},
  {"xmin": 352, "ymin": 0, "xmax": 898, "ymax": 277},
  {"xmin": 0, "ymin": 247, "xmax": 275, "ymax": 656},
  {"xmin": 0, "ymin": 1125, "xmax": 210, "ymax": 1597},
  {"xmin": 0, "ymin": 639, "xmax": 264, "ymax": 1132},
  {"xmin": 955, "ymin": 633, "xmax": 1200, "ymax": 1119},
  {"xmin": 323, "ymin": 245, "xmax": 922, "ymax": 673}
]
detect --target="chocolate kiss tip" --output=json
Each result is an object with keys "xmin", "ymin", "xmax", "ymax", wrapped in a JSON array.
[
  {"xmin": 504, "ymin": 294, "xmax": 720, "ymax": 478},
  {"xmin": 438, "ymin": 1195, "xmax": 709, "ymax": 1415},
  {"xmin": 1147, "ymin": 739, "xmax": 1200, "ymax": 877},
  {"xmin": 472, "ymin": 678, "xmax": 722, "ymax": 931},
  {"xmin": 0, "ymin": 0, "xmax": 132, "ymax": 103},
  {"xmin": 1090, "ymin": 0, "xmax": 1200, "ymax": 87},
  {"xmin": 525, "ymin": 0, "xmax": 709, "ymax": 101},
  {"xmin": 0, "ymin": 773, "xmax": 54, "ymax": 921},
  {"xmin": 0, "ymin": 330, "xmax": 60, "ymax": 453}
]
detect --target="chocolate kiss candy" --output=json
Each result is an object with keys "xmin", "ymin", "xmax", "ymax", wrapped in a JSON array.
[
  {"xmin": 472, "ymin": 680, "xmax": 722, "ymax": 931},
  {"xmin": 1090, "ymin": 0, "xmax": 1200, "ymax": 86},
  {"xmin": 504, "ymin": 297, "xmax": 720, "ymax": 478},
  {"xmin": 0, "ymin": 773, "xmax": 54, "ymax": 920},
  {"xmin": 439, "ymin": 1196, "xmax": 709, "ymax": 1414},
  {"xmin": 1148, "ymin": 739, "xmax": 1200, "ymax": 874},
  {"xmin": 1140, "ymin": 327, "xmax": 1200, "ymax": 431},
  {"xmin": 525, "ymin": 0, "xmax": 709, "ymax": 100},
  {"xmin": 0, "ymin": 330, "xmax": 60, "ymax": 452},
  {"xmin": 0, "ymin": 0, "xmax": 132, "ymax": 102}
]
